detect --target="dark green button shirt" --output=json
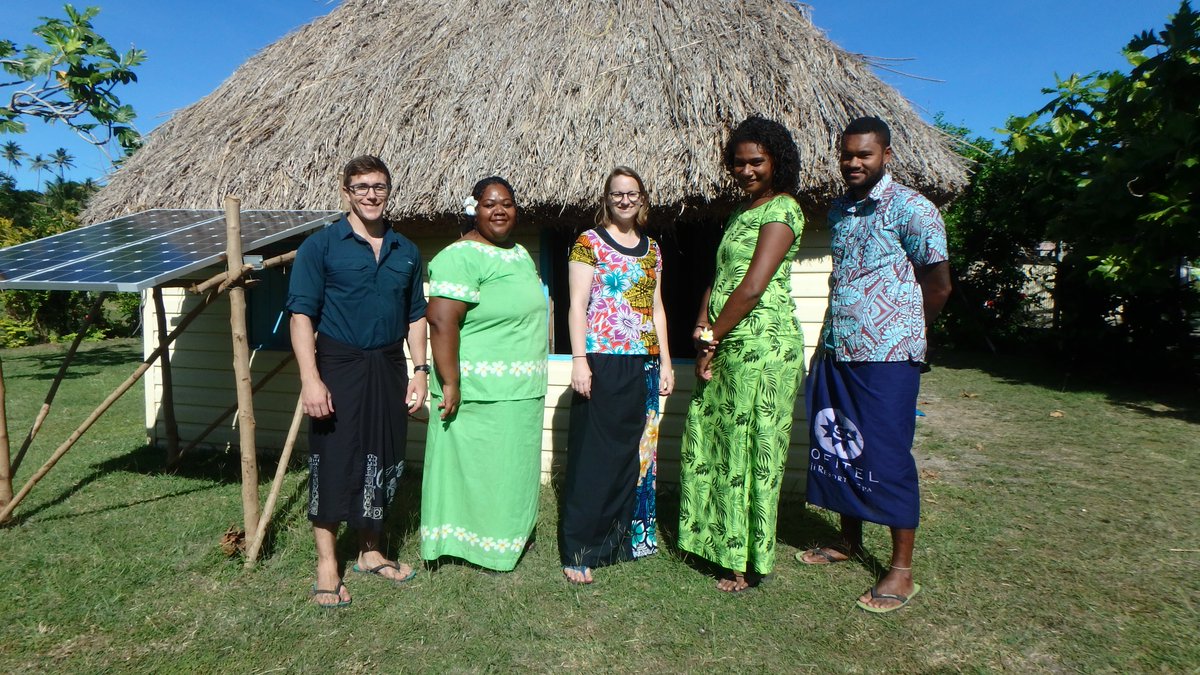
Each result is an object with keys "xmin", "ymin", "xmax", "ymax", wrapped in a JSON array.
[{"xmin": 286, "ymin": 216, "xmax": 427, "ymax": 349}]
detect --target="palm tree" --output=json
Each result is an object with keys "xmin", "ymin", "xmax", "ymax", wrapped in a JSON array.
[
  {"xmin": 41, "ymin": 178, "xmax": 84, "ymax": 213},
  {"xmin": 2, "ymin": 140, "xmax": 26, "ymax": 176},
  {"xmin": 50, "ymin": 147, "xmax": 75, "ymax": 181},
  {"xmin": 29, "ymin": 155, "xmax": 50, "ymax": 190}
]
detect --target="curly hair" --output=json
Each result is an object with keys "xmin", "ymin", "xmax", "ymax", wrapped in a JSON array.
[{"xmin": 721, "ymin": 115, "xmax": 801, "ymax": 195}]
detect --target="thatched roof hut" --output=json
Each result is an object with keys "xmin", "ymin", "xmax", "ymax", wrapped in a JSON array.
[{"xmin": 84, "ymin": 0, "xmax": 966, "ymax": 224}]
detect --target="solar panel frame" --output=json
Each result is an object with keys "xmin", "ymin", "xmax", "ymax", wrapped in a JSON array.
[{"xmin": 0, "ymin": 209, "xmax": 342, "ymax": 292}]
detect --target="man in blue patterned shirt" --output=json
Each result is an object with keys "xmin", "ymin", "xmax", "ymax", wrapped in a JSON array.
[{"xmin": 799, "ymin": 117, "xmax": 952, "ymax": 613}]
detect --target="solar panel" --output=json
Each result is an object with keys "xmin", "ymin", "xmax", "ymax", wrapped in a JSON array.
[{"xmin": 0, "ymin": 209, "xmax": 341, "ymax": 292}]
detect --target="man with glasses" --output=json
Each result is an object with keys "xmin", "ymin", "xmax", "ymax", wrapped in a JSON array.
[{"xmin": 287, "ymin": 155, "xmax": 429, "ymax": 608}]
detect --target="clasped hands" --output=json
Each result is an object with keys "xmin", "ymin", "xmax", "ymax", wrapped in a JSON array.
[{"xmin": 692, "ymin": 324, "xmax": 718, "ymax": 382}]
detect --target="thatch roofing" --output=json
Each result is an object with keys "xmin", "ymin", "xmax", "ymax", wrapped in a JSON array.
[{"xmin": 84, "ymin": 0, "xmax": 967, "ymax": 224}]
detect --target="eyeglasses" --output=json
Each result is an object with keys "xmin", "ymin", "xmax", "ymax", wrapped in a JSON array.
[
  {"xmin": 608, "ymin": 191, "xmax": 642, "ymax": 202},
  {"xmin": 346, "ymin": 183, "xmax": 390, "ymax": 196}
]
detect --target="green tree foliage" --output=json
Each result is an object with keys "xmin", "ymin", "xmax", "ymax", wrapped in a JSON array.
[
  {"xmin": 0, "ymin": 4, "xmax": 145, "ymax": 160},
  {"xmin": 936, "ymin": 116, "xmax": 1048, "ymax": 349},
  {"xmin": 0, "ymin": 172, "xmax": 39, "ymax": 234},
  {"xmin": 0, "ymin": 174, "xmax": 137, "ymax": 345},
  {"xmin": 949, "ymin": 1, "xmax": 1198, "ymax": 372},
  {"xmin": 0, "ymin": 6, "xmax": 145, "ymax": 344}
]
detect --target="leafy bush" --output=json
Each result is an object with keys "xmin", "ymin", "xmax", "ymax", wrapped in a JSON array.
[
  {"xmin": 0, "ymin": 315, "xmax": 35, "ymax": 347},
  {"xmin": 936, "ymin": 119, "xmax": 1049, "ymax": 351},
  {"xmin": 941, "ymin": 1, "xmax": 1199, "ymax": 376}
]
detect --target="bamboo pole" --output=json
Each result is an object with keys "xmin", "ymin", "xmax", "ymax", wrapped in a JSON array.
[
  {"xmin": 0, "ymin": 289, "xmax": 221, "ymax": 524},
  {"xmin": 152, "ymin": 287, "xmax": 181, "ymax": 464},
  {"xmin": 10, "ymin": 292, "xmax": 108, "ymax": 474},
  {"xmin": 168, "ymin": 352, "xmax": 296, "ymax": 469},
  {"xmin": 226, "ymin": 196, "xmax": 261, "ymax": 539},
  {"xmin": 0, "ymin": 356, "xmax": 11, "ymax": 517},
  {"xmin": 244, "ymin": 395, "xmax": 305, "ymax": 567}
]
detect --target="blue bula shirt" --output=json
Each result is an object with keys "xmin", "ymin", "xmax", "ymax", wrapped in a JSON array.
[
  {"xmin": 819, "ymin": 173, "xmax": 948, "ymax": 363},
  {"xmin": 286, "ymin": 216, "xmax": 427, "ymax": 350}
]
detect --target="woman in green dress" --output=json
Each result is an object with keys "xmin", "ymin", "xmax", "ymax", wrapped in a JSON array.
[
  {"xmin": 678, "ymin": 116, "xmax": 806, "ymax": 592},
  {"xmin": 421, "ymin": 176, "xmax": 548, "ymax": 572}
]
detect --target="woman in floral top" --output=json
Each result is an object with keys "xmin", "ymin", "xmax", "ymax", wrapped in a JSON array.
[
  {"xmin": 559, "ymin": 166, "xmax": 674, "ymax": 584},
  {"xmin": 421, "ymin": 176, "xmax": 548, "ymax": 572}
]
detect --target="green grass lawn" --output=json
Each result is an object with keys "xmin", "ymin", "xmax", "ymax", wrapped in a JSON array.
[{"xmin": 0, "ymin": 339, "xmax": 1196, "ymax": 673}]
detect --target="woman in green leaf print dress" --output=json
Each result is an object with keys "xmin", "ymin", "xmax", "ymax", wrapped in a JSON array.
[{"xmin": 678, "ymin": 116, "xmax": 806, "ymax": 593}]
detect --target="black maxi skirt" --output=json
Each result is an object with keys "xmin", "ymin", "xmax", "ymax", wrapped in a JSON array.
[
  {"xmin": 559, "ymin": 353, "xmax": 649, "ymax": 568},
  {"xmin": 307, "ymin": 333, "xmax": 409, "ymax": 532}
]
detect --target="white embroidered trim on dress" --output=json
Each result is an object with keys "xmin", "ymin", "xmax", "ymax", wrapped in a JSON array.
[
  {"xmin": 429, "ymin": 280, "xmax": 480, "ymax": 302},
  {"xmin": 447, "ymin": 240, "xmax": 528, "ymax": 263},
  {"xmin": 459, "ymin": 360, "xmax": 547, "ymax": 378},
  {"xmin": 421, "ymin": 524, "xmax": 528, "ymax": 554}
]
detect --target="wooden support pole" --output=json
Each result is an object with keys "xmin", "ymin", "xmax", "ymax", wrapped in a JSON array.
[
  {"xmin": 226, "ymin": 196, "xmax": 260, "ymax": 539},
  {"xmin": 0, "ymin": 289, "xmax": 221, "ymax": 524},
  {"xmin": 244, "ymin": 395, "xmax": 305, "ymax": 567},
  {"xmin": 0, "ymin": 356, "xmax": 12, "ymax": 517},
  {"xmin": 190, "ymin": 250, "xmax": 297, "ymax": 295},
  {"xmin": 10, "ymin": 292, "xmax": 108, "ymax": 474},
  {"xmin": 169, "ymin": 352, "xmax": 295, "ymax": 469},
  {"xmin": 152, "ymin": 287, "xmax": 181, "ymax": 465}
]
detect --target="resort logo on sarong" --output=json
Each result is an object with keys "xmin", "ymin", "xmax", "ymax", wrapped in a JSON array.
[{"xmin": 813, "ymin": 407, "xmax": 864, "ymax": 460}]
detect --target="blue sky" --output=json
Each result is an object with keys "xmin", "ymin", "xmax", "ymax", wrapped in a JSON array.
[{"xmin": 3, "ymin": 0, "xmax": 1188, "ymax": 189}]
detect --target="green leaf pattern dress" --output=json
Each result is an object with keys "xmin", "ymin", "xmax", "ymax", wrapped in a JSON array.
[{"xmin": 678, "ymin": 195, "xmax": 806, "ymax": 575}]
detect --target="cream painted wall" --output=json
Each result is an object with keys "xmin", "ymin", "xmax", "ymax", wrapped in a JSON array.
[{"xmin": 143, "ymin": 228, "xmax": 833, "ymax": 493}]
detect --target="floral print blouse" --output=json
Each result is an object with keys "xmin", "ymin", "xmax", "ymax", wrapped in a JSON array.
[{"xmin": 568, "ymin": 227, "xmax": 662, "ymax": 356}]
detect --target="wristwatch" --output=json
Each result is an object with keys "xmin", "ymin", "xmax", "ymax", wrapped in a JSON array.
[{"xmin": 413, "ymin": 364, "xmax": 431, "ymax": 375}]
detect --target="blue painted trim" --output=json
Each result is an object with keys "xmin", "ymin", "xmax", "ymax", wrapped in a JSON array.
[{"xmin": 547, "ymin": 353, "xmax": 696, "ymax": 364}]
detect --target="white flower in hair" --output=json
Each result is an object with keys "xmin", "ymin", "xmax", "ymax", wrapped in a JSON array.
[{"xmin": 463, "ymin": 195, "xmax": 478, "ymax": 217}]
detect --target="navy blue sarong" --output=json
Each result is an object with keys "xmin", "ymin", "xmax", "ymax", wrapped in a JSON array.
[{"xmin": 805, "ymin": 355, "xmax": 922, "ymax": 529}]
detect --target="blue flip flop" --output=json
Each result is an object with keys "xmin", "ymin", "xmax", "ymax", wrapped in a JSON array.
[
  {"xmin": 856, "ymin": 582, "xmax": 922, "ymax": 614},
  {"xmin": 352, "ymin": 562, "xmax": 418, "ymax": 585}
]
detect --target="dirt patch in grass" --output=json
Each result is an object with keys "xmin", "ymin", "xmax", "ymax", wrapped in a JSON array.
[{"xmin": 911, "ymin": 386, "xmax": 993, "ymax": 484}]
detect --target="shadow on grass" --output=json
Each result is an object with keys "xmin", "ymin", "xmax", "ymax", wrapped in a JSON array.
[
  {"xmin": 934, "ymin": 348, "xmax": 1200, "ymax": 425},
  {"xmin": 249, "ymin": 474, "xmax": 311, "ymax": 562},
  {"xmin": 571, "ymin": 480, "xmax": 887, "ymax": 581},
  {"xmin": 6, "ymin": 434, "xmax": 420, "ymax": 565},
  {"xmin": 101, "ymin": 442, "xmax": 312, "ymax": 485},
  {"xmin": 8, "ymin": 442, "xmax": 313, "ymax": 524},
  {"xmin": 26, "ymin": 484, "xmax": 223, "ymax": 525},
  {"xmin": 8, "ymin": 443, "xmax": 233, "ymax": 525},
  {"xmin": 4, "ymin": 341, "xmax": 141, "ymax": 381}
]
